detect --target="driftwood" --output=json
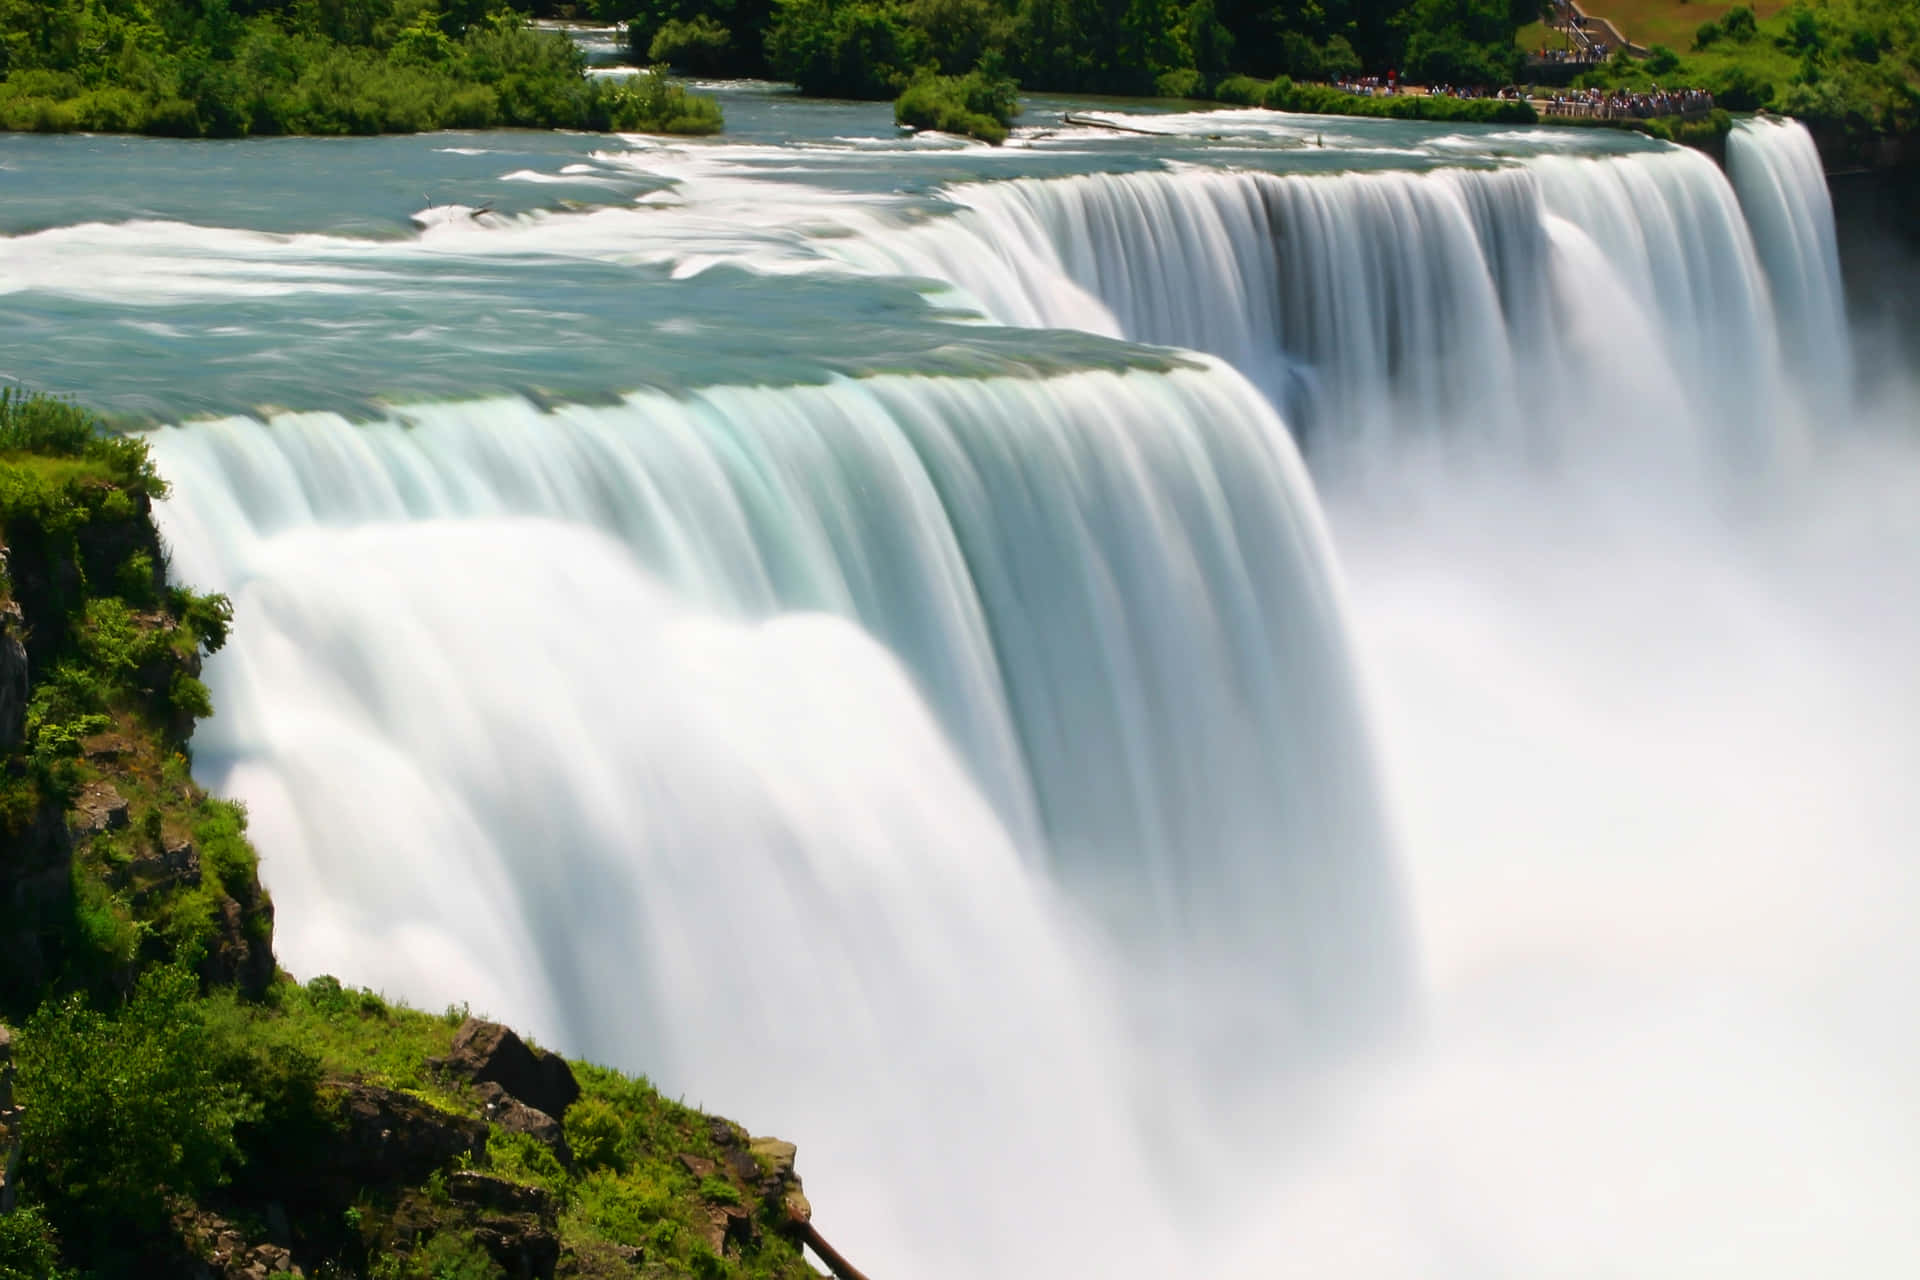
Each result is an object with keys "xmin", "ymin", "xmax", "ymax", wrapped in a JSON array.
[
  {"xmin": 1062, "ymin": 111, "xmax": 1166, "ymax": 136},
  {"xmin": 793, "ymin": 1219, "xmax": 873, "ymax": 1280}
]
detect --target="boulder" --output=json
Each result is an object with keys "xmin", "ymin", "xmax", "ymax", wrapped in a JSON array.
[
  {"xmin": 449, "ymin": 1170, "xmax": 553, "ymax": 1217},
  {"xmin": 69, "ymin": 781, "xmax": 130, "ymax": 837},
  {"xmin": 748, "ymin": 1137, "xmax": 797, "ymax": 1179},
  {"xmin": 328, "ymin": 1081, "xmax": 487, "ymax": 1184},
  {"xmin": 475, "ymin": 1081, "xmax": 572, "ymax": 1168},
  {"xmin": 438, "ymin": 1019, "xmax": 579, "ymax": 1119},
  {"xmin": 472, "ymin": 1219, "xmax": 560, "ymax": 1280},
  {"xmin": 700, "ymin": 1204, "xmax": 754, "ymax": 1257}
]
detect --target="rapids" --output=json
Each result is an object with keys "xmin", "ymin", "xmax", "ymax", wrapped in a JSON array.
[{"xmin": 6, "ymin": 97, "xmax": 1915, "ymax": 1275}]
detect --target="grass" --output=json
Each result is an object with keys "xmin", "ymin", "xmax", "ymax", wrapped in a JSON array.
[{"xmin": 1568, "ymin": 0, "xmax": 1792, "ymax": 51}]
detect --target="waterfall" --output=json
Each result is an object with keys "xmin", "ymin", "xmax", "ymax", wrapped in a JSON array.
[
  {"xmin": 151, "ymin": 365, "xmax": 1406, "ymax": 1270},
  {"xmin": 833, "ymin": 128, "xmax": 1843, "ymax": 481},
  {"xmin": 1725, "ymin": 117, "xmax": 1854, "ymax": 401},
  {"xmin": 134, "ymin": 112, "xmax": 1893, "ymax": 1276}
]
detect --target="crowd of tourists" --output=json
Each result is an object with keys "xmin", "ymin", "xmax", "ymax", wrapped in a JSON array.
[
  {"xmin": 1333, "ymin": 74, "xmax": 1402, "ymax": 97},
  {"xmin": 1327, "ymin": 73, "xmax": 1714, "ymax": 121},
  {"xmin": 1531, "ymin": 46, "xmax": 1605, "ymax": 66},
  {"xmin": 1535, "ymin": 86, "xmax": 1716, "ymax": 119}
]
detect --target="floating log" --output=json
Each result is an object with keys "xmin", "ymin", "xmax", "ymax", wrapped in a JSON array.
[{"xmin": 1062, "ymin": 111, "xmax": 1166, "ymax": 137}]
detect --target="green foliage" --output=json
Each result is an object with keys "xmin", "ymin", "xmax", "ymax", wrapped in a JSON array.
[
  {"xmin": 0, "ymin": 3, "xmax": 724, "ymax": 136},
  {"xmin": 1582, "ymin": 1, "xmax": 1918, "ymax": 145},
  {"xmin": 1261, "ymin": 74, "xmax": 1538, "ymax": 120},
  {"xmin": 370, "ymin": 1232, "xmax": 505, "ymax": 1280},
  {"xmin": 567, "ymin": 1096, "xmax": 630, "ymax": 1173},
  {"xmin": 894, "ymin": 64, "xmax": 1020, "ymax": 141},
  {"xmin": 766, "ymin": 0, "xmax": 914, "ymax": 97},
  {"xmin": 650, "ymin": 15, "xmax": 735, "ymax": 72},
  {"xmin": 0, "ymin": 390, "xmax": 160, "ymax": 497},
  {"xmin": 16, "ymin": 965, "xmax": 252, "ymax": 1232},
  {"xmin": 602, "ymin": 68, "xmax": 726, "ymax": 132},
  {"xmin": 0, "ymin": 1206, "xmax": 68, "ymax": 1280}
]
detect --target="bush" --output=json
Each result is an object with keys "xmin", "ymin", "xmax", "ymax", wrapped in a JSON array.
[
  {"xmin": 1645, "ymin": 44, "xmax": 1681, "ymax": 77},
  {"xmin": 600, "ymin": 70, "xmax": 725, "ymax": 135},
  {"xmin": 894, "ymin": 65, "xmax": 1020, "ymax": 143},
  {"xmin": 16, "ymin": 966, "xmax": 252, "ymax": 1233},
  {"xmin": 0, "ymin": 1206, "xmax": 67, "ymax": 1280}
]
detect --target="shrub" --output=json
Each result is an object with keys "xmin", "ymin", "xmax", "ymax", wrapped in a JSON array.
[
  {"xmin": 16, "ymin": 965, "xmax": 252, "ymax": 1232},
  {"xmin": 1645, "ymin": 44, "xmax": 1681, "ymax": 77},
  {"xmin": 568, "ymin": 1096, "xmax": 630, "ymax": 1173},
  {"xmin": 599, "ymin": 70, "xmax": 725, "ymax": 135},
  {"xmin": 0, "ymin": 1206, "xmax": 67, "ymax": 1280}
]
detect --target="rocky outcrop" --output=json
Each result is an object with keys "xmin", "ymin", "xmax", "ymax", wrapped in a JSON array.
[
  {"xmin": 0, "ymin": 1024, "xmax": 19, "ymax": 1215},
  {"xmin": 377, "ymin": 1174, "xmax": 561, "ymax": 1280},
  {"xmin": 0, "ymin": 797, "xmax": 73, "ymax": 1009},
  {"xmin": 436, "ymin": 1019, "xmax": 580, "ymax": 1120},
  {"xmin": 0, "ymin": 599, "xmax": 27, "ymax": 751},
  {"xmin": 176, "ymin": 1209, "xmax": 298, "ymax": 1280},
  {"xmin": 475, "ymin": 1081, "xmax": 572, "ymax": 1168},
  {"xmin": 326, "ymin": 1081, "xmax": 487, "ymax": 1185}
]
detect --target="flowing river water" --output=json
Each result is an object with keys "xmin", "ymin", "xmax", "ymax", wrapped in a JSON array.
[{"xmin": 5, "ymin": 83, "xmax": 1918, "ymax": 1275}]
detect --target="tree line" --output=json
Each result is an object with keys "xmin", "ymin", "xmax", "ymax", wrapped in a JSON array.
[
  {"xmin": 604, "ymin": 0, "xmax": 1543, "ymax": 100},
  {"xmin": 0, "ymin": 0, "xmax": 720, "ymax": 135}
]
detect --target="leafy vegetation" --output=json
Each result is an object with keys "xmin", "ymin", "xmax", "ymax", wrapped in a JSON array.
[
  {"xmin": 16, "ymin": 965, "xmax": 250, "ymax": 1234},
  {"xmin": 621, "ymin": 0, "xmax": 1546, "ymax": 102},
  {"xmin": 895, "ymin": 64, "xmax": 1021, "ymax": 141},
  {"xmin": 0, "ymin": 0, "xmax": 723, "ymax": 136},
  {"xmin": 1253, "ymin": 72, "xmax": 1539, "ymax": 119}
]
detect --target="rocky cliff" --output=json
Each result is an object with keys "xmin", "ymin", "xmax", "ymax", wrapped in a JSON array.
[{"xmin": 0, "ymin": 393, "xmax": 854, "ymax": 1280}]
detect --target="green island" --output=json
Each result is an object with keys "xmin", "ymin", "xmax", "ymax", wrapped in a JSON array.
[{"xmin": 0, "ymin": 391, "xmax": 834, "ymax": 1280}]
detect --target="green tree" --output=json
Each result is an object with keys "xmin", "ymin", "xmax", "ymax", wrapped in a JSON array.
[{"xmin": 16, "ymin": 965, "xmax": 252, "ymax": 1233}]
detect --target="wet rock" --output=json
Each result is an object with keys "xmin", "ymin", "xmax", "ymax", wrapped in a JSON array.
[{"xmin": 437, "ymin": 1019, "xmax": 579, "ymax": 1119}]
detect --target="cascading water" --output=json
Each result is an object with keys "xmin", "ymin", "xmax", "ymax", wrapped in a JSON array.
[
  {"xmin": 10, "ymin": 100, "xmax": 1906, "ymax": 1275},
  {"xmin": 835, "ymin": 123, "xmax": 1835, "ymax": 482}
]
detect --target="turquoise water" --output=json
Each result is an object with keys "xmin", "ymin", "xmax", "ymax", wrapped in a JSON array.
[{"xmin": 1, "ymin": 86, "xmax": 1661, "ymax": 420}]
